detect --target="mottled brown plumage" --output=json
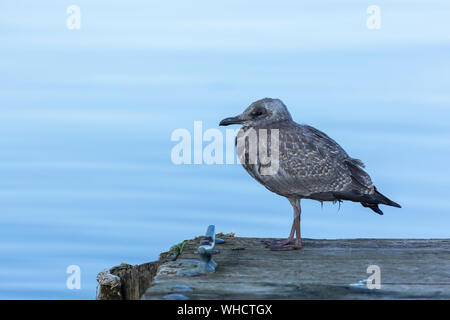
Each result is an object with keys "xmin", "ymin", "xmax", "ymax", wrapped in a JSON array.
[{"xmin": 220, "ymin": 98, "xmax": 401, "ymax": 250}]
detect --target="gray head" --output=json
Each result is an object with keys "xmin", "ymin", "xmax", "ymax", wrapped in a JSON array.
[{"xmin": 219, "ymin": 98, "xmax": 292, "ymax": 127}]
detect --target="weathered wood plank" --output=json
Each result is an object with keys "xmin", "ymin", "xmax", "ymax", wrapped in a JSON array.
[
  {"xmin": 97, "ymin": 236, "xmax": 450, "ymax": 300},
  {"xmin": 142, "ymin": 237, "xmax": 450, "ymax": 300},
  {"xmin": 97, "ymin": 261, "xmax": 161, "ymax": 300}
]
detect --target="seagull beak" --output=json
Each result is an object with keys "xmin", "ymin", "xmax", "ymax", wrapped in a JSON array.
[{"xmin": 219, "ymin": 116, "xmax": 244, "ymax": 126}]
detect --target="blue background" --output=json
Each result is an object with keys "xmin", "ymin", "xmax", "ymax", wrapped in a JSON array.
[{"xmin": 0, "ymin": 0, "xmax": 449, "ymax": 299}]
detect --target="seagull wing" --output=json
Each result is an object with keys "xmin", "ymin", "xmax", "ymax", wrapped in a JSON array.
[{"xmin": 275, "ymin": 123, "xmax": 374, "ymax": 196}]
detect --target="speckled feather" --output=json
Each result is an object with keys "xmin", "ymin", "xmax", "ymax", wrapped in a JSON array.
[{"xmin": 240, "ymin": 121, "xmax": 374, "ymax": 200}]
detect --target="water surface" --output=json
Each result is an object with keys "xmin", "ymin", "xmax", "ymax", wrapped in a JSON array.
[{"xmin": 0, "ymin": 0, "xmax": 449, "ymax": 299}]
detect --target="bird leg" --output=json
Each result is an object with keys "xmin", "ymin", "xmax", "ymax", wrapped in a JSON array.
[
  {"xmin": 264, "ymin": 218, "xmax": 295, "ymax": 248},
  {"xmin": 294, "ymin": 199, "xmax": 302, "ymax": 248},
  {"xmin": 266, "ymin": 199, "xmax": 302, "ymax": 251}
]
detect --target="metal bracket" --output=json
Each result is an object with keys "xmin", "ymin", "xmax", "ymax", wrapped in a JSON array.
[{"xmin": 196, "ymin": 225, "xmax": 222, "ymax": 273}]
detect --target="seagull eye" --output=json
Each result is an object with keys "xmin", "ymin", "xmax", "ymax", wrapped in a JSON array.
[{"xmin": 251, "ymin": 109, "xmax": 265, "ymax": 117}]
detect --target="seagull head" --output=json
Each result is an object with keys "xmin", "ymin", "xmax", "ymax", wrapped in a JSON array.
[{"xmin": 219, "ymin": 98, "xmax": 292, "ymax": 127}]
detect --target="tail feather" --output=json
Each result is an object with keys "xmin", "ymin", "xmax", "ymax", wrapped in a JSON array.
[
  {"xmin": 333, "ymin": 186, "xmax": 401, "ymax": 215},
  {"xmin": 372, "ymin": 186, "xmax": 401, "ymax": 208},
  {"xmin": 361, "ymin": 202, "xmax": 384, "ymax": 215}
]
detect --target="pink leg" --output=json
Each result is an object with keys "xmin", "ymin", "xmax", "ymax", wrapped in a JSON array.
[
  {"xmin": 266, "ymin": 199, "xmax": 302, "ymax": 251},
  {"xmin": 293, "ymin": 199, "xmax": 302, "ymax": 248}
]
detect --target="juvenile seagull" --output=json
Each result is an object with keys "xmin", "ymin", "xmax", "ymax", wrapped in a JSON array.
[{"xmin": 219, "ymin": 98, "xmax": 401, "ymax": 251}]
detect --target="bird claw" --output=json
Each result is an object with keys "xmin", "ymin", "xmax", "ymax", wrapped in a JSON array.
[
  {"xmin": 262, "ymin": 239, "xmax": 292, "ymax": 247},
  {"xmin": 269, "ymin": 244, "xmax": 301, "ymax": 251},
  {"xmin": 261, "ymin": 239, "xmax": 302, "ymax": 251}
]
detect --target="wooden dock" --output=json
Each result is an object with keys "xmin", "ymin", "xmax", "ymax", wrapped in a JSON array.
[{"xmin": 98, "ymin": 235, "xmax": 450, "ymax": 300}]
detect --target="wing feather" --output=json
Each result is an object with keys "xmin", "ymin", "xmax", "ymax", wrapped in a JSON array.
[{"xmin": 239, "ymin": 122, "xmax": 374, "ymax": 198}]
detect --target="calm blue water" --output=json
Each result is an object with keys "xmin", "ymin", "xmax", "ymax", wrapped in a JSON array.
[{"xmin": 0, "ymin": 1, "xmax": 449, "ymax": 299}]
